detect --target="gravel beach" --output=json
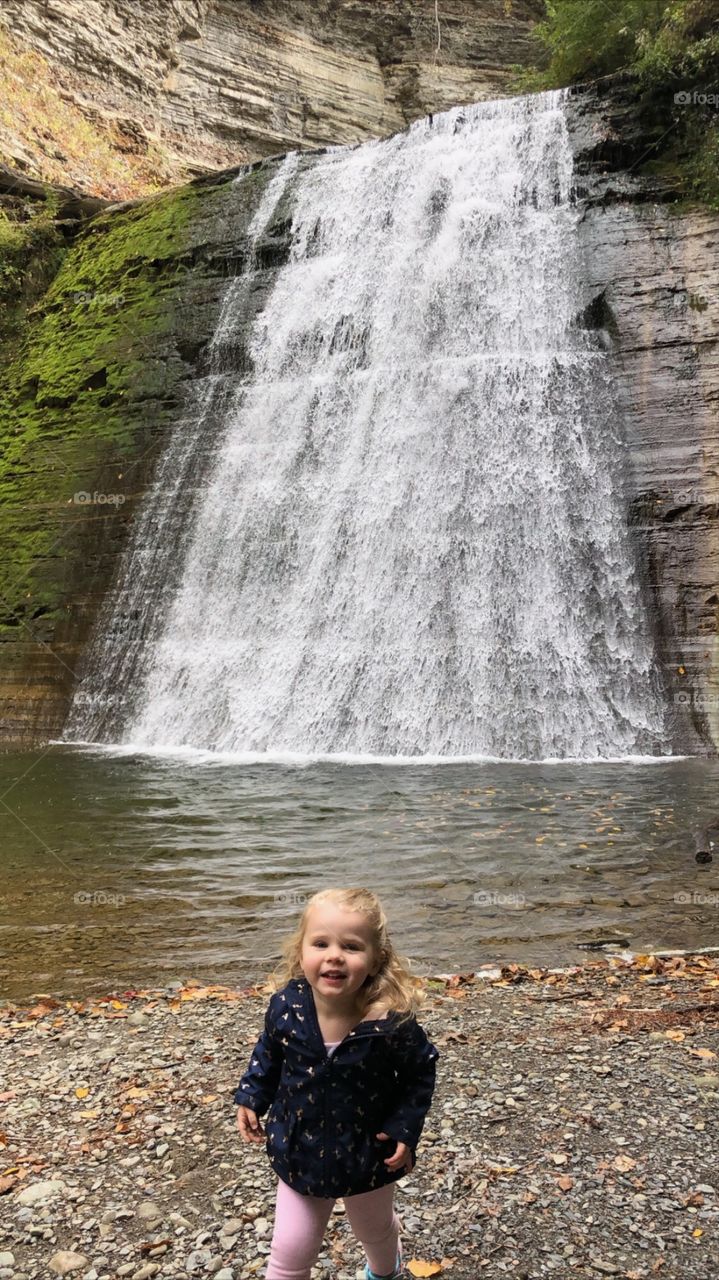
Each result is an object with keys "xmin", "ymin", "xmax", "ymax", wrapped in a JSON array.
[{"xmin": 1, "ymin": 952, "xmax": 718, "ymax": 1280}]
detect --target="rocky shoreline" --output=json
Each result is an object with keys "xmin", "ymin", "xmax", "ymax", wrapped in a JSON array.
[{"xmin": 1, "ymin": 952, "xmax": 718, "ymax": 1279}]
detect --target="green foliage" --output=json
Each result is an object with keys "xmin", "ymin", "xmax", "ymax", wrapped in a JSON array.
[
  {"xmin": 512, "ymin": 0, "xmax": 718, "ymax": 90},
  {"xmin": 510, "ymin": 1, "xmax": 719, "ymax": 209}
]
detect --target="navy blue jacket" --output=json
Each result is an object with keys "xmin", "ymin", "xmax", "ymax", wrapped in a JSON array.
[{"xmin": 234, "ymin": 976, "xmax": 439, "ymax": 1197}]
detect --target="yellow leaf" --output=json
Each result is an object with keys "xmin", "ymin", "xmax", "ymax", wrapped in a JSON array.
[
  {"xmin": 75, "ymin": 1087, "xmax": 90, "ymax": 1099},
  {"xmin": 78, "ymin": 1109, "xmax": 101, "ymax": 1119},
  {"xmin": 407, "ymin": 1263, "xmax": 443, "ymax": 1278},
  {"xmin": 201, "ymin": 1094, "xmax": 219, "ymax": 1104},
  {"xmin": 693, "ymin": 1227, "xmax": 703, "ymax": 1238},
  {"xmin": 688, "ymin": 1047, "xmax": 717, "ymax": 1060},
  {"xmin": 665, "ymin": 1030, "xmax": 685, "ymax": 1042}
]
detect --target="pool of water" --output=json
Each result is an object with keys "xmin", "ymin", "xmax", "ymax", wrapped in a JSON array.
[{"xmin": 1, "ymin": 745, "xmax": 718, "ymax": 1001}]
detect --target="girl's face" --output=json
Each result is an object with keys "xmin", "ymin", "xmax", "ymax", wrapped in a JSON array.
[{"xmin": 300, "ymin": 901, "xmax": 378, "ymax": 1004}]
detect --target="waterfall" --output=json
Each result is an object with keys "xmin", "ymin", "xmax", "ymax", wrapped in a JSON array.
[{"xmin": 65, "ymin": 91, "xmax": 668, "ymax": 760}]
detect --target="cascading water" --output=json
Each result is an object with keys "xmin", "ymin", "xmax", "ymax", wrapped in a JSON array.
[{"xmin": 65, "ymin": 90, "xmax": 668, "ymax": 760}]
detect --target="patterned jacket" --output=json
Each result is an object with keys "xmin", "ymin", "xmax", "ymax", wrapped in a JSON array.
[{"xmin": 233, "ymin": 976, "xmax": 439, "ymax": 1198}]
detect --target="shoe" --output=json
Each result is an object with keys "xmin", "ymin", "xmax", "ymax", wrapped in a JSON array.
[{"xmin": 364, "ymin": 1247, "xmax": 405, "ymax": 1279}]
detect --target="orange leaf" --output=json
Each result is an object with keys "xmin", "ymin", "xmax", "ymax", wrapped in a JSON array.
[
  {"xmin": 556, "ymin": 1175, "xmax": 573, "ymax": 1191},
  {"xmin": 407, "ymin": 1263, "xmax": 443, "ymax": 1278},
  {"xmin": 688, "ymin": 1047, "xmax": 717, "ymax": 1060}
]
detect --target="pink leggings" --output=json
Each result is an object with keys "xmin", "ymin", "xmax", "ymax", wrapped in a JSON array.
[{"xmin": 264, "ymin": 1178, "xmax": 400, "ymax": 1280}]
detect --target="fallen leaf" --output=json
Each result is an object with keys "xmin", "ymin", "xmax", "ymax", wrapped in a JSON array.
[
  {"xmin": 140, "ymin": 1239, "xmax": 171, "ymax": 1256},
  {"xmin": 688, "ymin": 1047, "xmax": 717, "ymax": 1060},
  {"xmin": 556, "ymin": 1174, "xmax": 573, "ymax": 1191},
  {"xmin": 75, "ymin": 1087, "xmax": 90, "ymax": 1100},
  {"xmin": 407, "ymin": 1262, "xmax": 443, "ymax": 1277},
  {"xmin": 613, "ymin": 1155, "xmax": 637, "ymax": 1172}
]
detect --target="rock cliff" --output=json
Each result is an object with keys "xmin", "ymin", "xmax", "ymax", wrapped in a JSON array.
[
  {"xmin": 0, "ymin": 0, "xmax": 545, "ymax": 193},
  {"xmin": 566, "ymin": 76, "xmax": 719, "ymax": 753}
]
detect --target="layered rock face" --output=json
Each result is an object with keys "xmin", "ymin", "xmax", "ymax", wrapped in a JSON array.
[
  {"xmin": 565, "ymin": 79, "xmax": 719, "ymax": 753},
  {"xmin": 0, "ymin": 0, "xmax": 545, "ymax": 184}
]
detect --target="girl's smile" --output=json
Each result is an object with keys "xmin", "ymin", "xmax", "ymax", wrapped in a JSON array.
[{"xmin": 300, "ymin": 902, "xmax": 378, "ymax": 1012}]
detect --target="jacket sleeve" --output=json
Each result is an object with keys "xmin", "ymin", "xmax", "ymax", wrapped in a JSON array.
[
  {"xmin": 380, "ymin": 1015, "xmax": 439, "ymax": 1150},
  {"xmin": 233, "ymin": 997, "xmax": 284, "ymax": 1116}
]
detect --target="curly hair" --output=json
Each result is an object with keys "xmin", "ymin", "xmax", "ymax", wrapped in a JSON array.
[{"xmin": 262, "ymin": 886, "xmax": 424, "ymax": 1024}]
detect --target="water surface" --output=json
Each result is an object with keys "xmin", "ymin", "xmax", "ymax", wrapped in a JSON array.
[{"xmin": 1, "ymin": 746, "xmax": 717, "ymax": 1001}]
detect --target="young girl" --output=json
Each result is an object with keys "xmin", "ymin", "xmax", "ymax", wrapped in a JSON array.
[{"xmin": 235, "ymin": 887, "xmax": 439, "ymax": 1280}]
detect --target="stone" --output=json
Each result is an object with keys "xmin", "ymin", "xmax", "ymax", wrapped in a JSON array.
[
  {"xmin": 0, "ymin": 0, "xmax": 543, "ymax": 187},
  {"xmin": 185, "ymin": 1252, "xmax": 211, "ymax": 1274},
  {"xmin": 16, "ymin": 1181, "xmax": 67, "ymax": 1206},
  {"xmin": 137, "ymin": 1203, "xmax": 164, "ymax": 1222},
  {"xmin": 48, "ymin": 1254, "xmax": 89, "ymax": 1277}
]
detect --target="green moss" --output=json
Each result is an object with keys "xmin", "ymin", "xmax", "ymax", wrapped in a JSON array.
[
  {"xmin": 0, "ymin": 163, "xmax": 276, "ymax": 647},
  {"xmin": 0, "ymin": 190, "xmax": 67, "ymax": 367}
]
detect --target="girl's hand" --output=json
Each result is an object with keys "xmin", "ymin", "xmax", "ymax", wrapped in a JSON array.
[
  {"xmin": 237, "ymin": 1106, "xmax": 265, "ymax": 1143},
  {"xmin": 375, "ymin": 1132, "xmax": 414, "ymax": 1174}
]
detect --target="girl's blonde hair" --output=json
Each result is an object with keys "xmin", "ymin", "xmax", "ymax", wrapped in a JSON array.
[{"xmin": 263, "ymin": 887, "xmax": 424, "ymax": 1023}]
